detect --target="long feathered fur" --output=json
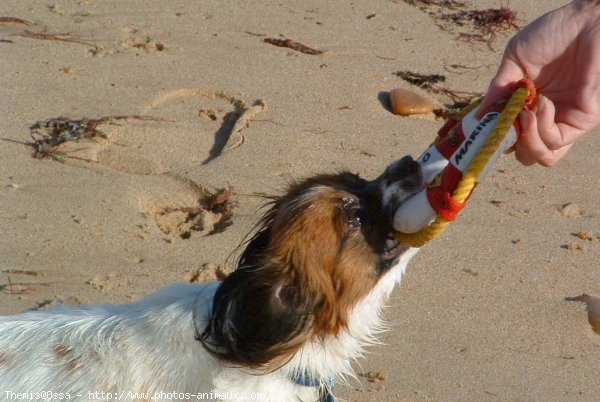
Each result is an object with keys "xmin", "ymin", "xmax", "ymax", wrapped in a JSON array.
[{"xmin": 0, "ymin": 158, "xmax": 422, "ymax": 401}]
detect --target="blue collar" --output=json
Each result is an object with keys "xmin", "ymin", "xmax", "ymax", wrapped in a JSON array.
[{"xmin": 290, "ymin": 372, "xmax": 336, "ymax": 402}]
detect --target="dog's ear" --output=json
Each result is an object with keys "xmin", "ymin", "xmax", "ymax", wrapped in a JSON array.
[{"xmin": 199, "ymin": 229, "xmax": 314, "ymax": 369}]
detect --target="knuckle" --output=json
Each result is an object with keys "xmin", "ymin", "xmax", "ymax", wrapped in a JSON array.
[{"xmin": 538, "ymin": 155, "xmax": 559, "ymax": 167}]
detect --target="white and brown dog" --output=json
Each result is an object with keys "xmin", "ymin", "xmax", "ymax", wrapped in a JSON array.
[{"xmin": 0, "ymin": 156, "xmax": 423, "ymax": 402}]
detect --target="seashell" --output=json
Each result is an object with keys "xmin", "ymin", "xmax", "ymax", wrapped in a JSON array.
[{"xmin": 389, "ymin": 88, "xmax": 435, "ymax": 115}]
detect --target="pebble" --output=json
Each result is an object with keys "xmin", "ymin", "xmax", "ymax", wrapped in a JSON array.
[
  {"xmin": 127, "ymin": 255, "xmax": 145, "ymax": 264},
  {"xmin": 566, "ymin": 242, "xmax": 586, "ymax": 252},
  {"xmin": 559, "ymin": 202, "xmax": 580, "ymax": 219},
  {"xmin": 490, "ymin": 200, "xmax": 507, "ymax": 209},
  {"xmin": 576, "ymin": 231, "xmax": 594, "ymax": 241},
  {"xmin": 366, "ymin": 371, "xmax": 387, "ymax": 383},
  {"xmin": 389, "ymin": 88, "xmax": 435, "ymax": 115}
]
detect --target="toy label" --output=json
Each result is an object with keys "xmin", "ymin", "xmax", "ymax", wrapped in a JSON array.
[{"xmin": 451, "ymin": 112, "xmax": 499, "ymax": 171}]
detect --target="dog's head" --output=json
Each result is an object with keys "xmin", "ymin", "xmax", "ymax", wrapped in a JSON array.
[{"xmin": 200, "ymin": 156, "xmax": 423, "ymax": 369}]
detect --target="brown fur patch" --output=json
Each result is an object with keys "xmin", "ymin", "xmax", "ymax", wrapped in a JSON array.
[
  {"xmin": 90, "ymin": 348, "xmax": 102, "ymax": 363},
  {"xmin": 0, "ymin": 351, "xmax": 17, "ymax": 367},
  {"xmin": 269, "ymin": 187, "xmax": 379, "ymax": 335},
  {"xmin": 53, "ymin": 345, "xmax": 81, "ymax": 374},
  {"xmin": 199, "ymin": 170, "xmax": 407, "ymax": 370}
]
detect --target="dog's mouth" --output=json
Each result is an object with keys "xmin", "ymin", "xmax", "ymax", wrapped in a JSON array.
[
  {"xmin": 377, "ymin": 156, "xmax": 422, "ymax": 267},
  {"xmin": 382, "ymin": 236, "xmax": 408, "ymax": 265}
]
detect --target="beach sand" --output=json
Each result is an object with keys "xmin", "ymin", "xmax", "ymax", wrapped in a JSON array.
[{"xmin": 1, "ymin": 0, "xmax": 599, "ymax": 400}]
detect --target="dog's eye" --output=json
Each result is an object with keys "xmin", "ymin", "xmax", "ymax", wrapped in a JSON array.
[
  {"xmin": 346, "ymin": 207, "xmax": 362, "ymax": 229},
  {"xmin": 341, "ymin": 198, "xmax": 363, "ymax": 230}
]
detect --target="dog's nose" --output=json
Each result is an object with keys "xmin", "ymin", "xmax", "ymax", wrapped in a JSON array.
[
  {"xmin": 402, "ymin": 156, "xmax": 421, "ymax": 175},
  {"xmin": 384, "ymin": 156, "xmax": 422, "ymax": 187}
]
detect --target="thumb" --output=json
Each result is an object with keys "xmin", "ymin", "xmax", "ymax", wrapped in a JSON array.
[{"xmin": 476, "ymin": 57, "xmax": 525, "ymax": 118}]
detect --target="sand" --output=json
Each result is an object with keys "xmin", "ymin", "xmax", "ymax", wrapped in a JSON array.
[{"xmin": 1, "ymin": 0, "xmax": 599, "ymax": 400}]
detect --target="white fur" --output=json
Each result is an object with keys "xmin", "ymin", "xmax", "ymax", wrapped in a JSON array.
[{"xmin": 0, "ymin": 249, "xmax": 418, "ymax": 401}]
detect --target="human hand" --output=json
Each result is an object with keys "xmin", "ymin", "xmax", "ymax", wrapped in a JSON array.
[{"xmin": 478, "ymin": 0, "xmax": 600, "ymax": 166}]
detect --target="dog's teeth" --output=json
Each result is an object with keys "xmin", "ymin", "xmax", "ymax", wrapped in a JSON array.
[{"xmin": 385, "ymin": 238, "xmax": 398, "ymax": 250}]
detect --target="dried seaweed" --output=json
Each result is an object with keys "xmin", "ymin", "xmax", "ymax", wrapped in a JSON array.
[
  {"xmin": 432, "ymin": 103, "xmax": 471, "ymax": 119},
  {"xmin": 19, "ymin": 30, "xmax": 101, "ymax": 51},
  {"xmin": 394, "ymin": 71, "xmax": 446, "ymax": 90},
  {"xmin": 244, "ymin": 31, "xmax": 266, "ymax": 37},
  {"xmin": 403, "ymin": 0, "xmax": 465, "ymax": 9},
  {"xmin": 202, "ymin": 186, "xmax": 236, "ymax": 219},
  {"xmin": 29, "ymin": 115, "xmax": 167, "ymax": 160},
  {"xmin": 393, "ymin": 70, "xmax": 481, "ymax": 104},
  {"xmin": 2, "ymin": 269, "xmax": 41, "ymax": 276},
  {"xmin": 263, "ymin": 37, "xmax": 325, "ymax": 55},
  {"xmin": 375, "ymin": 55, "xmax": 397, "ymax": 61},
  {"xmin": 0, "ymin": 279, "xmax": 51, "ymax": 295},
  {"xmin": 157, "ymin": 186, "xmax": 237, "ymax": 238},
  {"xmin": 0, "ymin": 17, "xmax": 36, "ymax": 25},
  {"xmin": 400, "ymin": 1, "xmax": 519, "ymax": 47},
  {"xmin": 445, "ymin": 7, "xmax": 519, "ymax": 32}
]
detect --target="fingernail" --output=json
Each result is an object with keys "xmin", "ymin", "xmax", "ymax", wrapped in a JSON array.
[
  {"xmin": 519, "ymin": 110, "xmax": 530, "ymax": 131},
  {"xmin": 518, "ymin": 110, "xmax": 536, "ymax": 139},
  {"xmin": 537, "ymin": 95, "xmax": 547, "ymax": 111}
]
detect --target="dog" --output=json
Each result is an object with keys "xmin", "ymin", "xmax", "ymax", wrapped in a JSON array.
[{"xmin": 0, "ymin": 156, "xmax": 423, "ymax": 402}]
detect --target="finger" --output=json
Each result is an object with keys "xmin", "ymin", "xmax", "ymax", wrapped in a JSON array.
[
  {"xmin": 476, "ymin": 57, "xmax": 525, "ymax": 118},
  {"xmin": 538, "ymin": 96, "xmax": 590, "ymax": 150},
  {"xmin": 529, "ymin": 143, "xmax": 573, "ymax": 167},
  {"xmin": 515, "ymin": 110, "xmax": 572, "ymax": 167},
  {"xmin": 514, "ymin": 111, "xmax": 537, "ymax": 165},
  {"xmin": 536, "ymin": 95, "xmax": 560, "ymax": 149}
]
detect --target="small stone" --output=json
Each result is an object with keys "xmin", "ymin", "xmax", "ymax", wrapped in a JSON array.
[
  {"xmin": 559, "ymin": 203, "xmax": 580, "ymax": 219},
  {"xmin": 576, "ymin": 231, "xmax": 594, "ymax": 241},
  {"xmin": 127, "ymin": 255, "xmax": 144, "ymax": 264},
  {"xmin": 566, "ymin": 243, "xmax": 586, "ymax": 252},
  {"xmin": 87, "ymin": 272, "xmax": 121, "ymax": 292},
  {"xmin": 389, "ymin": 88, "xmax": 435, "ymax": 115},
  {"xmin": 462, "ymin": 268, "xmax": 478, "ymax": 276},
  {"xmin": 490, "ymin": 200, "xmax": 507, "ymax": 209},
  {"xmin": 199, "ymin": 108, "xmax": 219, "ymax": 120},
  {"xmin": 366, "ymin": 371, "xmax": 387, "ymax": 383},
  {"xmin": 71, "ymin": 214, "xmax": 85, "ymax": 224},
  {"xmin": 87, "ymin": 275, "xmax": 107, "ymax": 291}
]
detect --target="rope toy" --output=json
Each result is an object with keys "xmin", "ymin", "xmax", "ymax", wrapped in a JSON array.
[{"xmin": 393, "ymin": 79, "xmax": 536, "ymax": 247}]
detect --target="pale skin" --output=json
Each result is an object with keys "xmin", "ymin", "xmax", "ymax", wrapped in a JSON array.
[{"xmin": 478, "ymin": 0, "xmax": 600, "ymax": 166}]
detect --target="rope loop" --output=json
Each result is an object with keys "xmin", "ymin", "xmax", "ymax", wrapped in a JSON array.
[{"xmin": 394, "ymin": 80, "xmax": 534, "ymax": 247}]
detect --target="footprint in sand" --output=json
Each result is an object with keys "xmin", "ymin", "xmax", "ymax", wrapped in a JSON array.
[
  {"xmin": 31, "ymin": 90, "xmax": 249, "ymax": 240},
  {"xmin": 134, "ymin": 174, "xmax": 236, "ymax": 241},
  {"xmin": 58, "ymin": 88, "xmax": 265, "ymax": 175}
]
